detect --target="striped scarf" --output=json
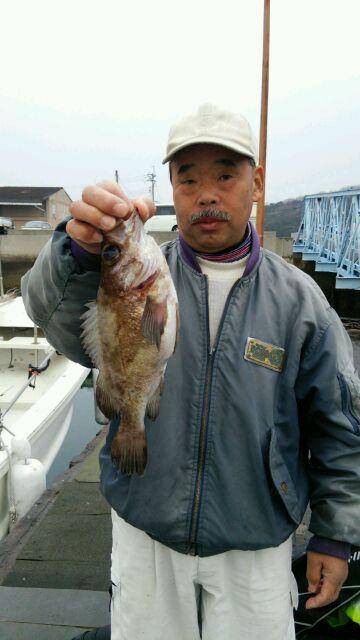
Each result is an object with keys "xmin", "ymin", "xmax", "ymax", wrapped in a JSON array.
[{"xmin": 195, "ymin": 223, "xmax": 252, "ymax": 263}]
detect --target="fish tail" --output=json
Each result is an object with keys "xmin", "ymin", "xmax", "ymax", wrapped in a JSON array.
[{"xmin": 111, "ymin": 429, "xmax": 147, "ymax": 476}]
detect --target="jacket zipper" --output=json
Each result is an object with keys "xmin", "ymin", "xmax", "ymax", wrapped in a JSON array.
[
  {"xmin": 188, "ymin": 347, "xmax": 214, "ymax": 554},
  {"xmin": 188, "ymin": 276, "xmax": 243, "ymax": 554}
]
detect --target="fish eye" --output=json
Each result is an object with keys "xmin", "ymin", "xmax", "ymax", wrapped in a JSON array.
[{"xmin": 102, "ymin": 244, "xmax": 120, "ymax": 263}]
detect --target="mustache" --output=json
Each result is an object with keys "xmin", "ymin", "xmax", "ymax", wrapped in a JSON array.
[{"xmin": 189, "ymin": 209, "xmax": 231, "ymax": 225}]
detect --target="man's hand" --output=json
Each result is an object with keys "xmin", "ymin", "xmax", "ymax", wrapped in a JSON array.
[
  {"xmin": 306, "ymin": 551, "xmax": 348, "ymax": 609},
  {"xmin": 67, "ymin": 181, "xmax": 156, "ymax": 255}
]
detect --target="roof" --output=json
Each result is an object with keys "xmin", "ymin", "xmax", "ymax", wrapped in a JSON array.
[{"xmin": 0, "ymin": 187, "xmax": 63, "ymax": 205}]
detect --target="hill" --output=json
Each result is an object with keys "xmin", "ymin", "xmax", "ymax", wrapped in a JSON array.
[{"xmin": 264, "ymin": 197, "xmax": 303, "ymax": 237}]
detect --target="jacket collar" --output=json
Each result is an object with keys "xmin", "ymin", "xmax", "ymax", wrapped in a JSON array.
[{"xmin": 178, "ymin": 220, "xmax": 260, "ymax": 278}]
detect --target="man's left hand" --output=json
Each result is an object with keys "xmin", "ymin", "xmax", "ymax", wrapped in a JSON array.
[{"xmin": 306, "ymin": 551, "xmax": 348, "ymax": 609}]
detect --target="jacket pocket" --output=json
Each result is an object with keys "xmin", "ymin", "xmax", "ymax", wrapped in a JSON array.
[
  {"xmin": 268, "ymin": 428, "xmax": 301, "ymax": 525},
  {"xmin": 337, "ymin": 372, "xmax": 360, "ymax": 435}
]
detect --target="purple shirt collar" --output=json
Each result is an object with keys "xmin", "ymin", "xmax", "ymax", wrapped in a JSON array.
[{"xmin": 178, "ymin": 221, "xmax": 260, "ymax": 278}]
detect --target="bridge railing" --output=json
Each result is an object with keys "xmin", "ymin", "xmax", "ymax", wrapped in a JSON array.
[{"xmin": 293, "ymin": 189, "xmax": 360, "ymax": 290}]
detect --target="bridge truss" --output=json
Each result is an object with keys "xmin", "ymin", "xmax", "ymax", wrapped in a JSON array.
[{"xmin": 293, "ymin": 188, "xmax": 360, "ymax": 290}]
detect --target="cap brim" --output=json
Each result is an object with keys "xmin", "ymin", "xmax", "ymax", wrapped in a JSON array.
[{"xmin": 162, "ymin": 135, "xmax": 257, "ymax": 164}]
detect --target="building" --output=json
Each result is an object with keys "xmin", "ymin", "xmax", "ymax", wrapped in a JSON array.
[{"xmin": 0, "ymin": 187, "xmax": 72, "ymax": 229}]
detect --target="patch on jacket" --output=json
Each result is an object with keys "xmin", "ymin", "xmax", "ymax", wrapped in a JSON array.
[{"xmin": 244, "ymin": 337, "xmax": 285, "ymax": 372}]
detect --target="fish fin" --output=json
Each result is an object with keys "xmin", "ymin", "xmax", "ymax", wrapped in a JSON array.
[
  {"xmin": 96, "ymin": 373, "xmax": 118, "ymax": 420},
  {"xmin": 111, "ymin": 429, "xmax": 147, "ymax": 476},
  {"xmin": 173, "ymin": 303, "xmax": 180, "ymax": 354},
  {"xmin": 141, "ymin": 295, "xmax": 168, "ymax": 350},
  {"xmin": 80, "ymin": 301, "xmax": 102, "ymax": 368},
  {"xmin": 146, "ymin": 376, "xmax": 164, "ymax": 421}
]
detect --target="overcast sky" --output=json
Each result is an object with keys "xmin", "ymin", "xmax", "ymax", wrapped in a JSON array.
[{"xmin": 1, "ymin": 0, "xmax": 359, "ymax": 205}]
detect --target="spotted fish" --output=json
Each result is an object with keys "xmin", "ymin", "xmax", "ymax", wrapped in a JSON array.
[{"xmin": 81, "ymin": 210, "xmax": 179, "ymax": 475}]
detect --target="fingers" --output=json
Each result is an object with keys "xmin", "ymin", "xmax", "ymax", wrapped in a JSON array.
[
  {"xmin": 305, "ymin": 576, "xmax": 341, "ymax": 609},
  {"xmin": 96, "ymin": 180, "xmax": 129, "ymax": 199},
  {"xmin": 306, "ymin": 553, "xmax": 322, "ymax": 595},
  {"xmin": 66, "ymin": 219, "xmax": 103, "ymax": 255},
  {"xmin": 81, "ymin": 183, "xmax": 132, "ymax": 219},
  {"xmin": 69, "ymin": 200, "xmax": 118, "ymax": 233},
  {"xmin": 67, "ymin": 180, "xmax": 155, "ymax": 253},
  {"xmin": 306, "ymin": 552, "xmax": 348, "ymax": 610},
  {"xmin": 132, "ymin": 196, "xmax": 157, "ymax": 222},
  {"xmin": 67, "ymin": 182, "xmax": 132, "ymax": 249}
]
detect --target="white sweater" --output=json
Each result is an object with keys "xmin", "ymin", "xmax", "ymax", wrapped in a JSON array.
[{"xmin": 197, "ymin": 254, "xmax": 250, "ymax": 349}]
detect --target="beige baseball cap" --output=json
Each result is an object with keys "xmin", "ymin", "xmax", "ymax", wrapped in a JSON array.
[{"xmin": 162, "ymin": 103, "xmax": 258, "ymax": 165}]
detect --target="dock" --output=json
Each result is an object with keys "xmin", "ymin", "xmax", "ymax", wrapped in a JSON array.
[
  {"xmin": 0, "ymin": 426, "xmax": 111, "ymax": 639},
  {"xmin": 0, "ymin": 419, "xmax": 312, "ymax": 640}
]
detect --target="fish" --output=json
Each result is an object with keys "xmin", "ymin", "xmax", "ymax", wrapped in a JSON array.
[{"xmin": 81, "ymin": 209, "xmax": 179, "ymax": 476}]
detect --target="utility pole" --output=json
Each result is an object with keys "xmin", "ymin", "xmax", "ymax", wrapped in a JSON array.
[
  {"xmin": 0, "ymin": 238, "xmax": 4, "ymax": 298},
  {"xmin": 256, "ymin": 0, "xmax": 270, "ymax": 247},
  {"xmin": 114, "ymin": 170, "xmax": 119, "ymax": 184},
  {"xmin": 145, "ymin": 166, "xmax": 156, "ymax": 201}
]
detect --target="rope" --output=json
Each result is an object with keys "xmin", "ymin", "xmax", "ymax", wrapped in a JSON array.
[{"xmin": 28, "ymin": 358, "xmax": 51, "ymax": 389}]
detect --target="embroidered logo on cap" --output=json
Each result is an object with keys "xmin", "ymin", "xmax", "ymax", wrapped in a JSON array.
[{"xmin": 244, "ymin": 337, "xmax": 285, "ymax": 373}]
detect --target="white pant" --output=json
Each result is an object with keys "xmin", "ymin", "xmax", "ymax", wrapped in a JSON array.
[{"xmin": 110, "ymin": 510, "xmax": 297, "ymax": 640}]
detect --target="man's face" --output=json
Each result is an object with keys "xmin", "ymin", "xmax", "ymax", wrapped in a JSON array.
[{"xmin": 171, "ymin": 144, "xmax": 263, "ymax": 253}]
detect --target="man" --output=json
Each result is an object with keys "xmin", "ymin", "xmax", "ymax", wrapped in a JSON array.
[{"xmin": 22, "ymin": 104, "xmax": 360, "ymax": 640}]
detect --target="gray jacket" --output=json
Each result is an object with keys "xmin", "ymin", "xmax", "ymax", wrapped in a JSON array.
[{"xmin": 21, "ymin": 219, "xmax": 360, "ymax": 556}]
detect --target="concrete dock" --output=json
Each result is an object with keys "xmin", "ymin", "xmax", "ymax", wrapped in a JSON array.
[
  {"xmin": 0, "ymin": 424, "xmax": 312, "ymax": 640},
  {"xmin": 0, "ymin": 427, "xmax": 111, "ymax": 639}
]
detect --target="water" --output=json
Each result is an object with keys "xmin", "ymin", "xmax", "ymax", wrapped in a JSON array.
[{"xmin": 46, "ymin": 385, "xmax": 103, "ymax": 487}]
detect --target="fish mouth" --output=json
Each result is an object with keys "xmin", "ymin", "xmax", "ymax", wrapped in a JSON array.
[
  {"xmin": 127, "ymin": 208, "xmax": 146, "ymax": 242},
  {"xmin": 104, "ymin": 207, "xmax": 145, "ymax": 246}
]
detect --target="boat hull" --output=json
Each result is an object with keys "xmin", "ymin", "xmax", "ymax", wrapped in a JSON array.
[{"xmin": 0, "ymin": 361, "xmax": 89, "ymax": 541}]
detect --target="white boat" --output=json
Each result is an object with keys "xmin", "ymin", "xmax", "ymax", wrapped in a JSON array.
[{"xmin": 0, "ymin": 295, "xmax": 90, "ymax": 541}]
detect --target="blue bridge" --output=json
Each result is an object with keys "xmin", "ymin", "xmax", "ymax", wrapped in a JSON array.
[{"xmin": 293, "ymin": 188, "xmax": 360, "ymax": 290}]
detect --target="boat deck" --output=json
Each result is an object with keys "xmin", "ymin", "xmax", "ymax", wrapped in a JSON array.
[
  {"xmin": 0, "ymin": 347, "xmax": 66, "ymax": 428},
  {"xmin": 0, "ymin": 426, "xmax": 111, "ymax": 639}
]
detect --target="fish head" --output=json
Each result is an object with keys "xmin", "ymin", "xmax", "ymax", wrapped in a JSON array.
[{"xmin": 100, "ymin": 210, "xmax": 159, "ymax": 293}]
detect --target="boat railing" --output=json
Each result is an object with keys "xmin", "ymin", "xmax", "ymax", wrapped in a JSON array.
[{"xmin": 0, "ymin": 349, "xmax": 56, "ymax": 440}]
